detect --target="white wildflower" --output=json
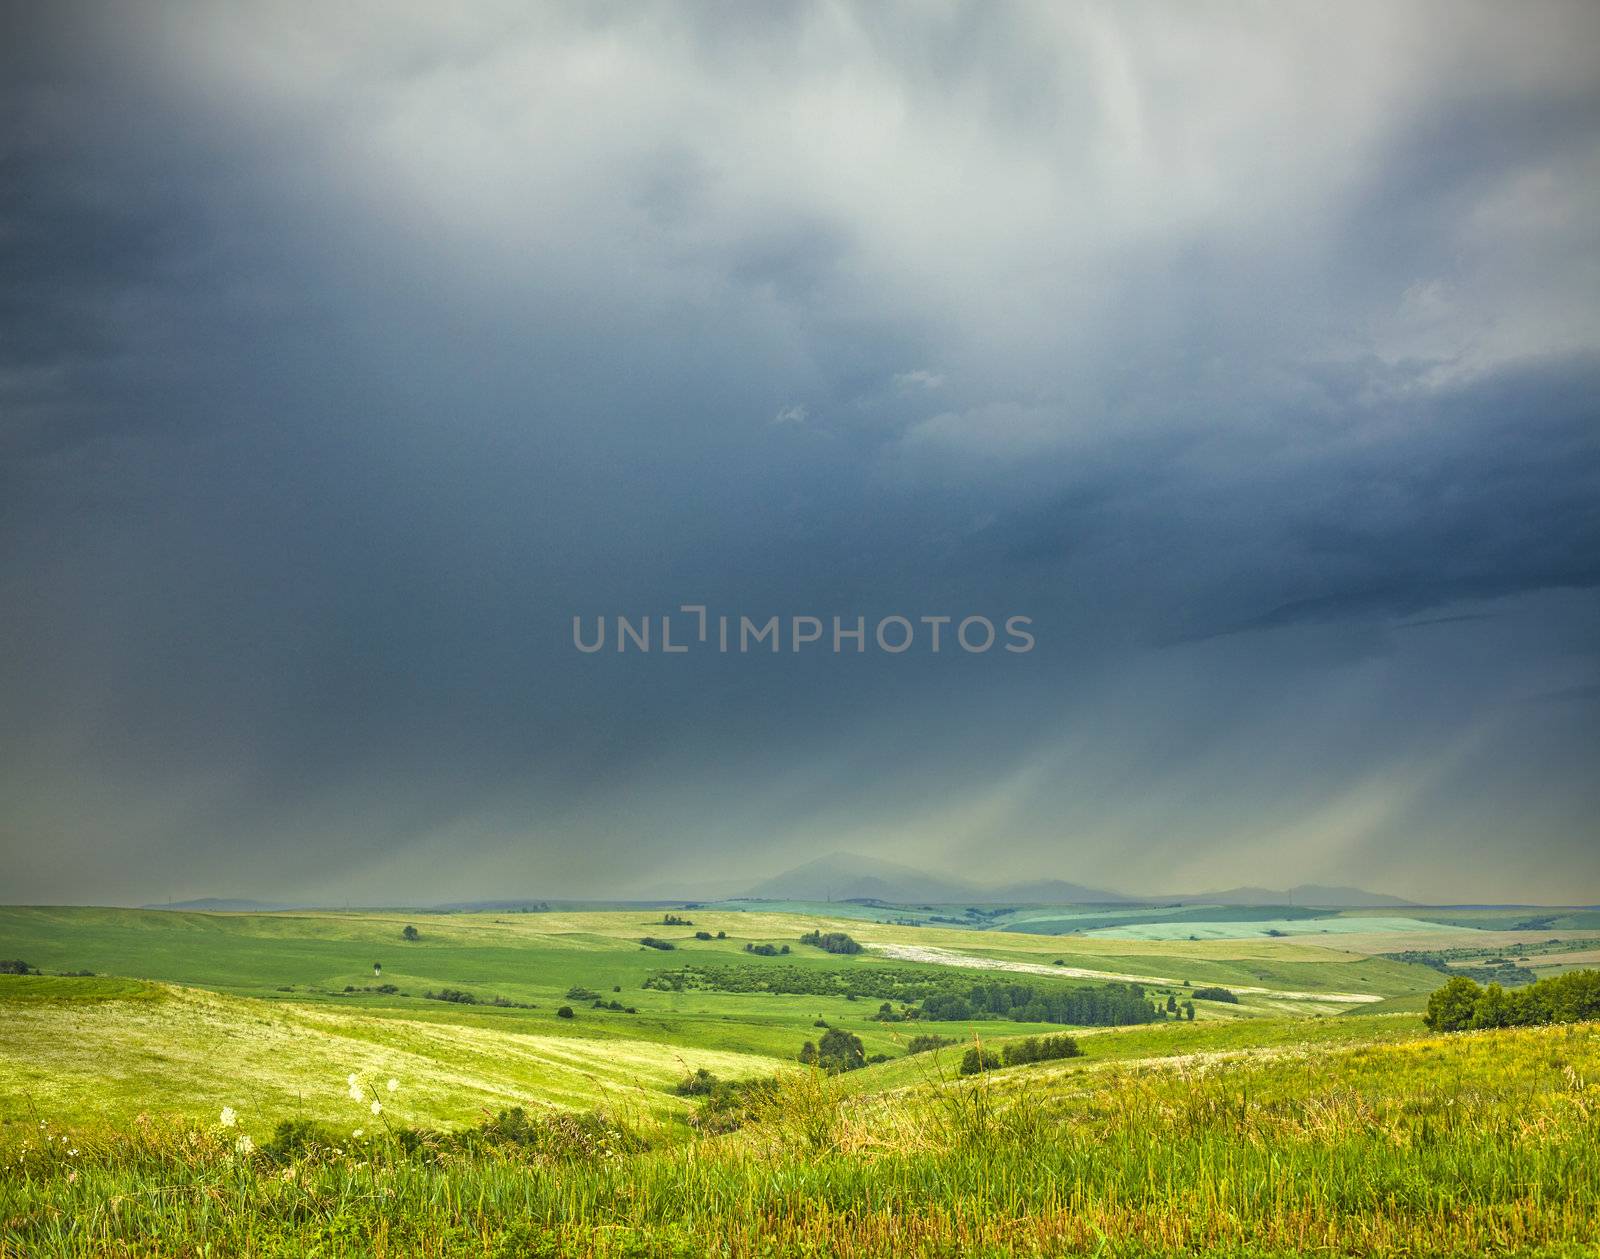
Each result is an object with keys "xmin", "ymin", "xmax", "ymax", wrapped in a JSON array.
[
  {"xmin": 235, "ymin": 1134, "xmax": 255, "ymax": 1155},
  {"xmin": 387, "ymin": 1078, "xmax": 399, "ymax": 1093},
  {"xmin": 352, "ymin": 1128, "xmax": 364, "ymax": 1139},
  {"xmin": 347, "ymin": 1072, "xmax": 359, "ymax": 1087},
  {"xmin": 348, "ymin": 1084, "xmax": 364, "ymax": 1102},
  {"xmin": 220, "ymin": 1106, "xmax": 238, "ymax": 1128},
  {"xmin": 370, "ymin": 1100, "xmax": 382, "ymax": 1116}
]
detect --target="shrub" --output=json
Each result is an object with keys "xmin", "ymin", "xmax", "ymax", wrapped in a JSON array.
[
  {"xmin": 262, "ymin": 1118, "xmax": 339, "ymax": 1162},
  {"xmin": 674, "ymin": 1068, "xmax": 719, "ymax": 1097},
  {"xmin": 1191, "ymin": 986, "xmax": 1239, "ymax": 1004},
  {"xmin": 661, "ymin": 914, "xmax": 693, "ymax": 926},
  {"xmin": 694, "ymin": 931, "xmax": 713, "ymax": 940},
  {"xmin": 959, "ymin": 1046, "xmax": 1002, "ymax": 1075},
  {"xmin": 799, "ymin": 1027, "xmax": 865, "ymax": 1073},
  {"xmin": 905, "ymin": 1034, "xmax": 957, "ymax": 1054},
  {"xmin": 715, "ymin": 930, "xmax": 726, "ymax": 939},
  {"xmin": 566, "ymin": 986, "xmax": 601, "ymax": 1001},
  {"xmin": 401, "ymin": 925, "xmax": 420, "ymax": 941},
  {"xmin": 799, "ymin": 930, "xmax": 863, "ymax": 955},
  {"xmin": 0, "ymin": 960, "xmax": 37, "ymax": 975},
  {"xmin": 556, "ymin": 1005, "xmax": 575, "ymax": 1019},
  {"xmin": 639, "ymin": 937, "xmax": 676, "ymax": 951}
]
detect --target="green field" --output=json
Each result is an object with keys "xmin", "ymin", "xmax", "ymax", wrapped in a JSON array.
[{"xmin": 2, "ymin": 903, "xmax": 1598, "ymax": 1255}]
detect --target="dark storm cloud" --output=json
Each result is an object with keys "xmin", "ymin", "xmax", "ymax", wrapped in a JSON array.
[{"xmin": 1, "ymin": 1, "xmax": 1597, "ymax": 905}]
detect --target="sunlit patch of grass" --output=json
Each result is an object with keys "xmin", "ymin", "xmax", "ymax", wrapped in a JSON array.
[{"xmin": 3, "ymin": 1021, "xmax": 1596, "ymax": 1257}]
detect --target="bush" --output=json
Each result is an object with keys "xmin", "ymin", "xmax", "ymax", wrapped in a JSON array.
[
  {"xmin": 689, "ymin": 1075, "xmax": 781, "ymax": 1134},
  {"xmin": 639, "ymin": 937, "xmax": 676, "ymax": 951},
  {"xmin": 799, "ymin": 931, "xmax": 863, "ymax": 955},
  {"xmin": 566, "ymin": 986, "xmax": 601, "ymax": 1001},
  {"xmin": 556, "ymin": 1005, "xmax": 575, "ymax": 1018},
  {"xmin": 401, "ymin": 925, "xmax": 419, "ymax": 941},
  {"xmin": 960, "ymin": 1046, "xmax": 1002, "ymax": 1075},
  {"xmin": 1191, "ymin": 986, "xmax": 1239, "ymax": 1004},
  {"xmin": 715, "ymin": 930, "xmax": 726, "ymax": 939},
  {"xmin": 262, "ymin": 1118, "xmax": 339, "ymax": 1162},
  {"xmin": 905, "ymin": 1034, "xmax": 956, "ymax": 1054},
  {"xmin": 694, "ymin": 931, "xmax": 713, "ymax": 940},
  {"xmin": 0, "ymin": 960, "xmax": 37, "ymax": 975},
  {"xmin": 673, "ymin": 1068, "xmax": 719, "ymax": 1097},
  {"xmin": 1425, "ymin": 969, "xmax": 1600, "ymax": 1032},
  {"xmin": 799, "ymin": 1027, "xmax": 865, "ymax": 1073},
  {"xmin": 462, "ymin": 1107, "xmax": 643, "ymax": 1160}
]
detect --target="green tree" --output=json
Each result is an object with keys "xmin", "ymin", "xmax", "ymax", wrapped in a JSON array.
[
  {"xmin": 401, "ymin": 925, "xmax": 420, "ymax": 941},
  {"xmin": 815, "ymin": 1027, "xmax": 865, "ymax": 1073},
  {"xmin": 1424, "ymin": 976, "xmax": 1483, "ymax": 1031}
]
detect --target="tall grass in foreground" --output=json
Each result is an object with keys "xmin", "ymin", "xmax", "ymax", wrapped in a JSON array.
[{"xmin": 3, "ymin": 1023, "xmax": 1598, "ymax": 1257}]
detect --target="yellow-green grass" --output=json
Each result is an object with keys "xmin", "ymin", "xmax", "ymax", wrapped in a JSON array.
[
  {"xmin": 0, "ymin": 906, "xmax": 1448, "ymax": 1066},
  {"xmin": 3, "ymin": 1018, "xmax": 1596, "ymax": 1257},
  {"xmin": 0, "ymin": 977, "xmax": 775, "ymax": 1132}
]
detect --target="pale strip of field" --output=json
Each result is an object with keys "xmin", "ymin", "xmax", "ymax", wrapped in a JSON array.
[
  {"xmin": 1526, "ymin": 949, "xmax": 1600, "ymax": 967},
  {"xmin": 869, "ymin": 943, "xmax": 1383, "ymax": 1003},
  {"xmin": 0, "ymin": 983, "xmax": 776, "ymax": 1132}
]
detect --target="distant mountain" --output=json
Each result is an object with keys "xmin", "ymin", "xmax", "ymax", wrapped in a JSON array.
[
  {"xmin": 144, "ymin": 898, "xmax": 297, "ymax": 912},
  {"xmin": 745, "ymin": 853, "xmax": 978, "ymax": 904},
  {"xmin": 989, "ymin": 877, "xmax": 1132, "ymax": 904},
  {"xmin": 744, "ymin": 853, "xmax": 1409, "ymax": 908},
  {"xmin": 1286, "ymin": 884, "xmax": 1414, "ymax": 908},
  {"xmin": 744, "ymin": 853, "xmax": 1128, "ymax": 905}
]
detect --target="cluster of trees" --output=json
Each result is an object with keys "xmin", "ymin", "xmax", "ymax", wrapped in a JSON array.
[
  {"xmin": 423, "ymin": 988, "xmax": 535, "ymax": 1009},
  {"xmin": 743, "ymin": 942, "xmax": 790, "ymax": 956},
  {"xmin": 960, "ymin": 1034, "xmax": 1082, "ymax": 1074},
  {"xmin": 639, "ymin": 937, "xmax": 676, "ymax": 951},
  {"xmin": 0, "ymin": 960, "xmax": 37, "ymax": 975},
  {"xmin": 920, "ymin": 981, "xmax": 1160, "ymax": 1027},
  {"xmin": 639, "ymin": 963, "xmax": 1165, "ymax": 1025},
  {"xmin": 1424, "ymin": 970, "xmax": 1600, "ymax": 1032},
  {"xmin": 341, "ymin": 983, "xmax": 401, "ymax": 995},
  {"xmin": 798, "ymin": 930, "xmax": 863, "ymax": 955},
  {"xmin": 798, "ymin": 1027, "xmax": 866, "ymax": 1072},
  {"xmin": 401, "ymin": 925, "xmax": 420, "ymax": 941},
  {"xmin": 904, "ymin": 1034, "xmax": 957, "ymax": 1054},
  {"xmin": 1189, "ymin": 986, "xmax": 1239, "ymax": 1004},
  {"xmin": 660, "ymin": 914, "xmax": 693, "ymax": 926}
]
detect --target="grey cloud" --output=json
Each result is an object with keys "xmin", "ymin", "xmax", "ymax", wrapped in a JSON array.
[{"xmin": 1, "ymin": 1, "xmax": 1597, "ymax": 905}]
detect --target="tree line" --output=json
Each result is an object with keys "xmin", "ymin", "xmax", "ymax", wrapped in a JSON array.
[{"xmin": 1424, "ymin": 969, "xmax": 1599, "ymax": 1032}]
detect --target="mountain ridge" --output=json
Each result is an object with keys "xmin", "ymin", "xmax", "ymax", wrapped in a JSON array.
[{"xmin": 741, "ymin": 852, "xmax": 1412, "ymax": 907}]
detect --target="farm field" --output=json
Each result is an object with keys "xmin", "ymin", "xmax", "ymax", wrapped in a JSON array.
[{"xmin": 2, "ymin": 903, "xmax": 1598, "ymax": 1256}]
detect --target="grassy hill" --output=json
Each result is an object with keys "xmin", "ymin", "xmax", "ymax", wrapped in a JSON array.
[{"xmin": 2, "ymin": 904, "xmax": 1596, "ymax": 1255}]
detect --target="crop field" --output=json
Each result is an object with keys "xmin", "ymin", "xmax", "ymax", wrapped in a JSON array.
[{"xmin": 2, "ymin": 903, "xmax": 1598, "ymax": 1256}]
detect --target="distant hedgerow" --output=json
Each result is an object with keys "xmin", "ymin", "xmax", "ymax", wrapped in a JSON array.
[{"xmin": 639, "ymin": 937, "xmax": 676, "ymax": 951}]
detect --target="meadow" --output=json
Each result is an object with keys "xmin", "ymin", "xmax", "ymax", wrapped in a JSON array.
[{"xmin": 2, "ymin": 902, "xmax": 1598, "ymax": 1255}]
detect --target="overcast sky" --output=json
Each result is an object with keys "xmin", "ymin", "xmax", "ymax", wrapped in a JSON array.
[{"xmin": 3, "ymin": 1, "xmax": 1597, "ymax": 906}]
